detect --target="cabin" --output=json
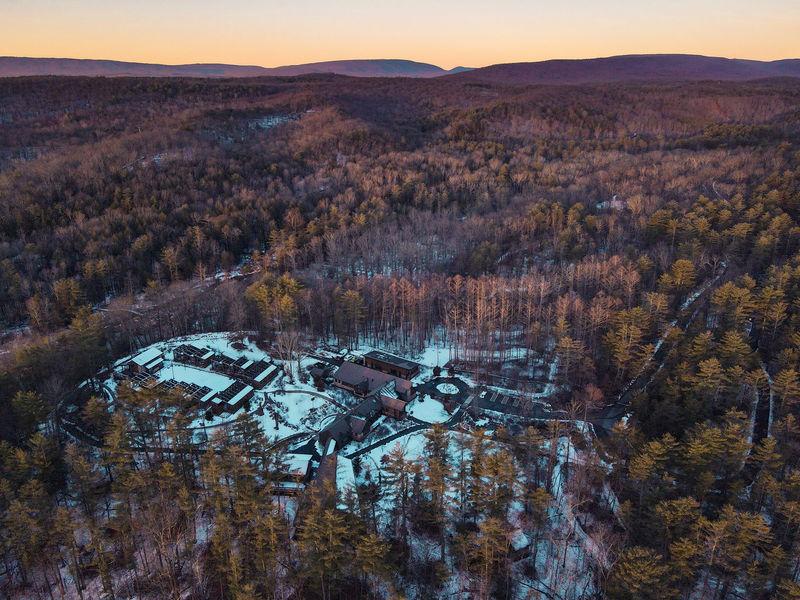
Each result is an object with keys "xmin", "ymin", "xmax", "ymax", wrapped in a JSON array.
[
  {"xmin": 278, "ymin": 453, "xmax": 312, "ymax": 482},
  {"xmin": 247, "ymin": 362, "xmax": 279, "ymax": 388},
  {"xmin": 380, "ymin": 395, "xmax": 408, "ymax": 419},
  {"xmin": 376, "ymin": 380, "xmax": 408, "ymax": 419},
  {"xmin": 318, "ymin": 396, "xmax": 384, "ymax": 447},
  {"xmin": 173, "ymin": 344, "xmax": 214, "ymax": 368},
  {"xmin": 128, "ymin": 347, "xmax": 164, "ymax": 375},
  {"xmin": 273, "ymin": 452, "xmax": 313, "ymax": 494},
  {"xmin": 363, "ymin": 350, "xmax": 420, "ymax": 380}
]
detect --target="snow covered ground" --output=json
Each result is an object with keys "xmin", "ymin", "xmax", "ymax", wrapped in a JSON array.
[
  {"xmin": 407, "ymin": 395, "xmax": 450, "ymax": 423},
  {"xmin": 258, "ymin": 390, "xmax": 341, "ymax": 440}
]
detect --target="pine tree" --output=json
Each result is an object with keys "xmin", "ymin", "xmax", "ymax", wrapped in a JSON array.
[
  {"xmin": 468, "ymin": 517, "xmax": 509, "ymax": 600},
  {"xmin": 354, "ymin": 531, "xmax": 389, "ymax": 594},
  {"xmin": 422, "ymin": 425, "xmax": 450, "ymax": 561},
  {"xmin": 297, "ymin": 501, "xmax": 349, "ymax": 600},
  {"xmin": 607, "ymin": 546, "xmax": 676, "ymax": 600},
  {"xmin": 382, "ymin": 442, "xmax": 415, "ymax": 542}
]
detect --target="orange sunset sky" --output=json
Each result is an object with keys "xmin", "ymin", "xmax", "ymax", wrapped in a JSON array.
[{"xmin": 2, "ymin": 0, "xmax": 799, "ymax": 69}]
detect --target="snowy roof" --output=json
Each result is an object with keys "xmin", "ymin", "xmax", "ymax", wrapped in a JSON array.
[
  {"xmin": 334, "ymin": 362, "xmax": 395, "ymax": 391},
  {"xmin": 162, "ymin": 364, "xmax": 236, "ymax": 394},
  {"xmin": 254, "ymin": 365, "xmax": 278, "ymax": 383},
  {"xmin": 363, "ymin": 350, "xmax": 420, "ymax": 371},
  {"xmin": 229, "ymin": 385, "xmax": 254, "ymax": 405},
  {"xmin": 199, "ymin": 389, "xmax": 217, "ymax": 403},
  {"xmin": 282, "ymin": 453, "xmax": 311, "ymax": 477},
  {"xmin": 325, "ymin": 438, "xmax": 337, "ymax": 456},
  {"xmin": 144, "ymin": 357, "xmax": 164, "ymax": 370},
  {"xmin": 510, "ymin": 529, "xmax": 530, "ymax": 551},
  {"xmin": 131, "ymin": 347, "xmax": 163, "ymax": 366}
]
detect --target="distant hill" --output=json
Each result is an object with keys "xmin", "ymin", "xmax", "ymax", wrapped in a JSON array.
[
  {"xmin": 263, "ymin": 59, "xmax": 466, "ymax": 78},
  {"xmin": 0, "ymin": 57, "xmax": 471, "ymax": 78},
  {"xmin": 447, "ymin": 54, "xmax": 800, "ymax": 85}
]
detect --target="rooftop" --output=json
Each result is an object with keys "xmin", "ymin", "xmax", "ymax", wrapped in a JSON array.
[
  {"xmin": 131, "ymin": 347, "xmax": 163, "ymax": 366},
  {"xmin": 282, "ymin": 453, "xmax": 312, "ymax": 477},
  {"xmin": 363, "ymin": 350, "xmax": 420, "ymax": 371},
  {"xmin": 334, "ymin": 361, "xmax": 395, "ymax": 392}
]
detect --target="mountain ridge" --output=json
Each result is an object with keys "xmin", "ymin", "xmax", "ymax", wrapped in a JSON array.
[
  {"xmin": 446, "ymin": 53, "xmax": 800, "ymax": 85},
  {"xmin": 0, "ymin": 56, "xmax": 469, "ymax": 78},
  {"xmin": 4, "ymin": 54, "xmax": 800, "ymax": 83}
]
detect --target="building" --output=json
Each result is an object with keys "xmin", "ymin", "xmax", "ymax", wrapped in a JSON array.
[
  {"xmin": 278, "ymin": 453, "xmax": 312, "ymax": 482},
  {"xmin": 273, "ymin": 453, "xmax": 312, "ymax": 495},
  {"xmin": 349, "ymin": 397, "xmax": 382, "ymax": 441},
  {"xmin": 376, "ymin": 380, "xmax": 408, "ymax": 419},
  {"xmin": 363, "ymin": 350, "xmax": 420, "ymax": 380},
  {"xmin": 247, "ymin": 362, "xmax": 279, "ymax": 389},
  {"xmin": 317, "ymin": 395, "xmax": 386, "ymax": 447},
  {"xmin": 333, "ymin": 361, "xmax": 415, "ymax": 401},
  {"xmin": 318, "ymin": 416, "xmax": 352, "ymax": 450},
  {"xmin": 173, "ymin": 344, "xmax": 214, "ymax": 368},
  {"xmin": 128, "ymin": 347, "xmax": 164, "ymax": 375},
  {"xmin": 380, "ymin": 395, "xmax": 408, "ymax": 419}
]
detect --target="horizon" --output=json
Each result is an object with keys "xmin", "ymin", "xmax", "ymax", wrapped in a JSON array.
[
  {"xmin": 4, "ymin": 51, "xmax": 800, "ymax": 71},
  {"xmin": 3, "ymin": 0, "xmax": 799, "ymax": 70}
]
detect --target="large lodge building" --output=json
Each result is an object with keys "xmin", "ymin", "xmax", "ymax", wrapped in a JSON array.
[{"xmin": 323, "ymin": 350, "xmax": 422, "ymax": 450}]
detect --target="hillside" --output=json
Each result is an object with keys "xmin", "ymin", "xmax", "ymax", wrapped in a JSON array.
[
  {"xmin": 448, "ymin": 53, "xmax": 800, "ymax": 85},
  {"xmin": 0, "ymin": 56, "xmax": 469, "ymax": 78}
]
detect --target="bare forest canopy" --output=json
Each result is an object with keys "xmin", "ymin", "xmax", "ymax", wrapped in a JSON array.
[{"xmin": 1, "ymin": 73, "xmax": 800, "ymax": 599}]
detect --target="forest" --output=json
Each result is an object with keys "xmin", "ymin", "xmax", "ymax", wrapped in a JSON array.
[{"xmin": 1, "ymin": 73, "xmax": 800, "ymax": 598}]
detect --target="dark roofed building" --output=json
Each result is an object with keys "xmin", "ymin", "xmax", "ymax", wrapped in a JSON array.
[
  {"xmin": 380, "ymin": 395, "xmax": 408, "ymax": 419},
  {"xmin": 349, "ymin": 417, "xmax": 369, "ymax": 441},
  {"xmin": 376, "ymin": 380, "xmax": 408, "ymax": 419},
  {"xmin": 363, "ymin": 350, "xmax": 421, "ymax": 380},
  {"xmin": 333, "ymin": 361, "xmax": 415, "ymax": 401},
  {"xmin": 318, "ymin": 416, "xmax": 352, "ymax": 450},
  {"xmin": 333, "ymin": 362, "xmax": 392, "ymax": 396},
  {"xmin": 351, "ymin": 396, "xmax": 381, "ymax": 421}
]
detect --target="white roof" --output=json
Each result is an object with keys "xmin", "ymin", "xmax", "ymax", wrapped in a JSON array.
[
  {"xmin": 282, "ymin": 453, "xmax": 311, "ymax": 477},
  {"xmin": 229, "ymin": 385, "xmax": 254, "ymax": 404},
  {"xmin": 199, "ymin": 389, "xmax": 217, "ymax": 403},
  {"xmin": 241, "ymin": 359, "xmax": 254, "ymax": 370},
  {"xmin": 325, "ymin": 438, "xmax": 336, "ymax": 456},
  {"xmin": 254, "ymin": 365, "xmax": 277, "ymax": 382},
  {"xmin": 201, "ymin": 350, "xmax": 214, "ymax": 360},
  {"xmin": 131, "ymin": 347, "xmax": 162, "ymax": 366},
  {"xmin": 145, "ymin": 357, "xmax": 163, "ymax": 370}
]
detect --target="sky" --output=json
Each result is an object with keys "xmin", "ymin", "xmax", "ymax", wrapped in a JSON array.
[{"xmin": 2, "ymin": 0, "xmax": 799, "ymax": 69}]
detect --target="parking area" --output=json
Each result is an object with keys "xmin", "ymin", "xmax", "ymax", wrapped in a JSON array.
[{"xmin": 471, "ymin": 387, "xmax": 566, "ymax": 420}]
